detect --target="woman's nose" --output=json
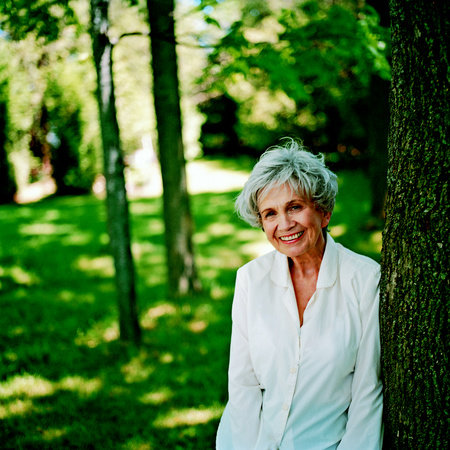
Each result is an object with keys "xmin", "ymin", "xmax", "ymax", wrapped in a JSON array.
[{"xmin": 278, "ymin": 213, "xmax": 294, "ymax": 230}]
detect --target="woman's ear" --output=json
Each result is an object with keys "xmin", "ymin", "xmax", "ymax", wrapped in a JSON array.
[{"xmin": 321, "ymin": 211, "xmax": 332, "ymax": 229}]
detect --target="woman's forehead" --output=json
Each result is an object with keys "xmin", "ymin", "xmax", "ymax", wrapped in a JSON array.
[{"xmin": 257, "ymin": 182, "xmax": 308, "ymax": 207}]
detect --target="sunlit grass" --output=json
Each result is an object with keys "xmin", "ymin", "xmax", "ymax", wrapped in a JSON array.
[
  {"xmin": 153, "ymin": 405, "xmax": 223, "ymax": 428},
  {"xmin": 0, "ymin": 160, "xmax": 381, "ymax": 448}
]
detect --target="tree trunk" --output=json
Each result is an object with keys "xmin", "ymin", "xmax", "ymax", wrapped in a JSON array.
[
  {"xmin": 147, "ymin": 0, "xmax": 201, "ymax": 297},
  {"xmin": 0, "ymin": 99, "xmax": 16, "ymax": 204},
  {"xmin": 380, "ymin": 0, "xmax": 449, "ymax": 447},
  {"xmin": 367, "ymin": 73, "xmax": 389, "ymax": 220},
  {"xmin": 90, "ymin": 0, "xmax": 141, "ymax": 344},
  {"xmin": 367, "ymin": 0, "xmax": 389, "ymax": 221}
]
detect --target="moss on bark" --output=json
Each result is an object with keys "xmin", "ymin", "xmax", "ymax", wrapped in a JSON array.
[{"xmin": 380, "ymin": 0, "xmax": 449, "ymax": 447}]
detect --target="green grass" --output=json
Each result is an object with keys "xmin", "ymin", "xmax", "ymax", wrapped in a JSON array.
[{"xmin": 0, "ymin": 163, "xmax": 381, "ymax": 449}]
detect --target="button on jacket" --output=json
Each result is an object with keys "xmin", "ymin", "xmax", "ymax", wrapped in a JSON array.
[{"xmin": 216, "ymin": 235, "xmax": 383, "ymax": 449}]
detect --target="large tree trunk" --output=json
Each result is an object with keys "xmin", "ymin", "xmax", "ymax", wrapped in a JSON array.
[
  {"xmin": 147, "ymin": 0, "xmax": 201, "ymax": 297},
  {"xmin": 90, "ymin": 0, "xmax": 141, "ymax": 344},
  {"xmin": 380, "ymin": 0, "xmax": 449, "ymax": 447}
]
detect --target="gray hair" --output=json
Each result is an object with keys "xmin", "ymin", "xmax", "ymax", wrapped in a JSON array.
[{"xmin": 235, "ymin": 139, "xmax": 338, "ymax": 228}]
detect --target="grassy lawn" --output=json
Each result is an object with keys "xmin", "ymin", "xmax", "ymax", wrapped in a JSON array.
[{"xmin": 0, "ymin": 160, "xmax": 381, "ymax": 449}]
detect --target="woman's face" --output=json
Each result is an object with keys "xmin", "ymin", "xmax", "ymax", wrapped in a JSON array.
[{"xmin": 258, "ymin": 183, "xmax": 331, "ymax": 261}]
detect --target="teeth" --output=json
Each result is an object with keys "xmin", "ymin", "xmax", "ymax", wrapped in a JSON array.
[{"xmin": 279, "ymin": 232, "xmax": 303, "ymax": 241}]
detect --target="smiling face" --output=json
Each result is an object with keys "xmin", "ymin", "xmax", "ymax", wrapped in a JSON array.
[{"xmin": 258, "ymin": 183, "xmax": 331, "ymax": 262}]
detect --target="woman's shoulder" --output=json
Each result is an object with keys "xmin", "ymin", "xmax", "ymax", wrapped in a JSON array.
[
  {"xmin": 237, "ymin": 250, "xmax": 279, "ymax": 278},
  {"xmin": 334, "ymin": 241, "xmax": 380, "ymax": 279}
]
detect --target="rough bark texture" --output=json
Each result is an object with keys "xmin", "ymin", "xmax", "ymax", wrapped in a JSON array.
[
  {"xmin": 90, "ymin": 0, "xmax": 140, "ymax": 344},
  {"xmin": 380, "ymin": 0, "xmax": 449, "ymax": 448},
  {"xmin": 147, "ymin": 0, "xmax": 200, "ymax": 297}
]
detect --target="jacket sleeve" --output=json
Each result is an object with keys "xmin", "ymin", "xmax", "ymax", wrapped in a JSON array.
[
  {"xmin": 216, "ymin": 268, "xmax": 263, "ymax": 450},
  {"xmin": 338, "ymin": 266, "xmax": 383, "ymax": 450}
]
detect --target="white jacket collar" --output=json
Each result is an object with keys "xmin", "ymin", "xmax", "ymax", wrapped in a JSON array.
[{"xmin": 270, "ymin": 233, "xmax": 338, "ymax": 289}]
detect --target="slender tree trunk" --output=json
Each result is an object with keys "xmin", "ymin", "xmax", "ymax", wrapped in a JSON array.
[
  {"xmin": 147, "ymin": 0, "xmax": 201, "ymax": 297},
  {"xmin": 0, "ymin": 99, "xmax": 16, "ymax": 204},
  {"xmin": 90, "ymin": 0, "xmax": 140, "ymax": 344},
  {"xmin": 380, "ymin": 0, "xmax": 449, "ymax": 447},
  {"xmin": 367, "ymin": 0, "xmax": 389, "ymax": 221},
  {"xmin": 367, "ymin": 73, "xmax": 389, "ymax": 220}
]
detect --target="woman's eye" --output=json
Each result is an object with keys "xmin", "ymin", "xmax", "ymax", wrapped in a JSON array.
[{"xmin": 264, "ymin": 211, "xmax": 275, "ymax": 218}]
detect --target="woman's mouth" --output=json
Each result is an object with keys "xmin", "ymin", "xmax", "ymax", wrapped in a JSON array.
[{"xmin": 279, "ymin": 231, "xmax": 304, "ymax": 242}]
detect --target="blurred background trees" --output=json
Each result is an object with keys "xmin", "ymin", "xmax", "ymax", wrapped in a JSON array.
[
  {"xmin": 90, "ymin": 0, "xmax": 140, "ymax": 344},
  {"xmin": 0, "ymin": 0, "xmax": 390, "ymax": 318},
  {"xmin": 1, "ymin": 0, "xmax": 390, "ymax": 199},
  {"xmin": 148, "ymin": 0, "xmax": 201, "ymax": 297},
  {"xmin": 0, "ymin": 48, "xmax": 17, "ymax": 203}
]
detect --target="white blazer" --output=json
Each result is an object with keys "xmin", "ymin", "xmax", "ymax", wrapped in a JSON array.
[{"xmin": 216, "ymin": 235, "xmax": 383, "ymax": 450}]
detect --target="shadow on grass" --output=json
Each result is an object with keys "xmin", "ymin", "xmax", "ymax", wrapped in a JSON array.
[{"xmin": 0, "ymin": 169, "xmax": 381, "ymax": 448}]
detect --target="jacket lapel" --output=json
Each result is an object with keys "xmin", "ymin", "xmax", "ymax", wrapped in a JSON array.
[
  {"xmin": 268, "ymin": 234, "xmax": 339, "ymax": 325},
  {"xmin": 270, "ymin": 251, "xmax": 300, "ymax": 325}
]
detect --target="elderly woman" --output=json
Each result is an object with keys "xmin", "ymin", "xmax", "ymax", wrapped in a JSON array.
[{"xmin": 216, "ymin": 139, "xmax": 383, "ymax": 449}]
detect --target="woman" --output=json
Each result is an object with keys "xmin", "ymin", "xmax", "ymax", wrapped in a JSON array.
[{"xmin": 216, "ymin": 139, "xmax": 383, "ymax": 449}]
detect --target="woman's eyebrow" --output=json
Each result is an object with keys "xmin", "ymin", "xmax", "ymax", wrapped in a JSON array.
[
  {"xmin": 286, "ymin": 199, "xmax": 304, "ymax": 207},
  {"xmin": 259, "ymin": 207, "xmax": 274, "ymax": 215}
]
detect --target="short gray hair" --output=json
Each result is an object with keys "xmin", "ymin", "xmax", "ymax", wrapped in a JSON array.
[{"xmin": 235, "ymin": 138, "xmax": 338, "ymax": 228}]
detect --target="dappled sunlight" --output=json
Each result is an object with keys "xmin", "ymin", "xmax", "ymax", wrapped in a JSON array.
[
  {"xmin": 198, "ymin": 248, "xmax": 243, "ymax": 271},
  {"xmin": 353, "ymin": 230, "xmax": 382, "ymax": 256},
  {"xmin": 159, "ymin": 353, "xmax": 174, "ymax": 364},
  {"xmin": 121, "ymin": 355, "xmax": 155, "ymax": 383},
  {"xmin": 0, "ymin": 265, "xmax": 40, "ymax": 287},
  {"xmin": 0, "ymin": 374, "xmax": 103, "ymax": 421},
  {"xmin": 20, "ymin": 222, "xmax": 77, "ymax": 236},
  {"xmin": 0, "ymin": 164, "xmax": 381, "ymax": 447},
  {"xmin": 187, "ymin": 160, "xmax": 248, "ymax": 194},
  {"xmin": 0, "ymin": 398, "xmax": 34, "ymax": 419},
  {"xmin": 130, "ymin": 201, "xmax": 161, "ymax": 216},
  {"xmin": 144, "ymin": 303, "xmax": 177, "ymax": 318},
  {"xmin": 75, "ymin": 319, "xmax": 119, "ymax": 348},
  {"xmin": 0, "ymin": 374, "xmax": 55, "ymax": 399},
  {"xmin": 210, "ymin": 282, "xmax": 234, "ymax": 300},
  {"xmin": 0, "ymin": 373, "xmax": 104, "ymax": 401},
  {"xmin": 141, "ymin": 303, "xmax": 177, "ymax": 330},
  {"xmin": 139, "ymin": 388, "xmax": 173, "ymax": 405},
  {"xmin": 240, "ymin": 239, "xmax": 273, "ymax": 259},
  {"xmin": 58, "ymin": 376, "xmax": 102, "ymax": 397},
  {"xmin": 103, "ymin": 324, "xmax": 120, "ymax": 342},
  {"xmin": 195, "ymin": 222, "xmax": 237, "ymax": 244},
  {"xmin": 330, "ymin": 224, "xmax": 348, "ymax": 238},
  {"xmin": 136, "ymin": 218, "xmax": 164, "ymax": 235},
  {"xmin": 132, "ymin": 241, "xmax": 165, "ymax": 262},
  {"xmin": 41, "ymin": 427, "xmax": 68, "ymax": 442},
  {"xmin": 188, "ymin": 319, "xmax": 208, "ymax": 333},
  {"xmin": 42, "ymin": 209, "xmax": 61, "ymax": 221},
  {"xmin": 121, "ymin": 439, "xmax": 152, "ymax": 450},
  {"xmin": 153, "ymin": 406, "xmax": 223, "ymax": 429},
  {"xmin": 60, "ymin": 232, "xmax": 94, "ymax": 246},
  {"xmin": 57, "ymin": 289, "xmax": 96, "ymax": 304},
  {"xmin": 75, "ymin": 255, "xmax": 114, "ymax": 277}
]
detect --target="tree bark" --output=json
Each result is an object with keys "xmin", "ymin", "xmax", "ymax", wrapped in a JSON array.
[
  {"xmin": 90, "ymin": 0, "xmax": 140, "ymax": 344},
  {"xmin": 0, "ymin": 99, "xmax": 16, "ymax": 204},
  {"xmin": 366, "ymin": 0, "xmax": 390, "ymax": 221},
  {"xmin": 380, "ymin": 0, "xmax": 449, "ymax": 447},
  {"xmin": 147, "ymin": 0, "xmax": 201, "ymax": 297}
]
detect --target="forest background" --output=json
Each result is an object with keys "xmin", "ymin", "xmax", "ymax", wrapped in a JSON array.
[{"xmin": 0, "ymin": 0, "xmax": 446, "ymax": 448}]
